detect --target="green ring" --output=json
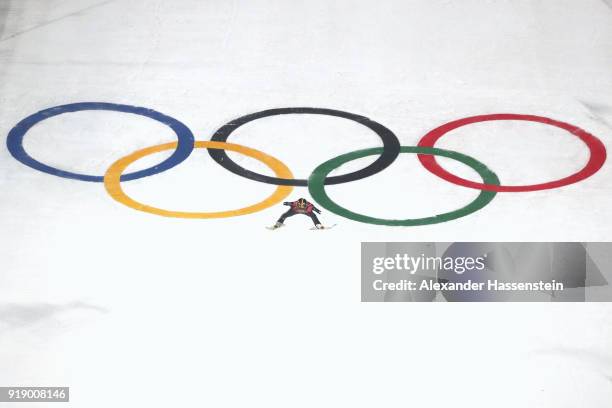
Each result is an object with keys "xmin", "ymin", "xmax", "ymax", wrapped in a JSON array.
[{"xmin": 308, "ymin": 146, "xmax": 500, "ymax": 226}]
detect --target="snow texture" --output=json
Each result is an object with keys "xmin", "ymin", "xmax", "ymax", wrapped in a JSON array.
[{"xmin": 1, "ymin": 1, "xmax": 611, "ymax": 407}]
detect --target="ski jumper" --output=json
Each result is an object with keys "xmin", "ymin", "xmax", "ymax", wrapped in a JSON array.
[{"xmin": 277, "ymin": 199, "xmax": 322, "ymax": 226}]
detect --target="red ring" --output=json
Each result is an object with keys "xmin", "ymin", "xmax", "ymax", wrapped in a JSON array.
[{"xmin": 417, "ymin": 114, "xmax": 607, "ymax": 192}]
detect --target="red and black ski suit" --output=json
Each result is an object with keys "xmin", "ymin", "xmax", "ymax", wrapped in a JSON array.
[{"xmin": 277, "ymin": 199, "xmax": 322, "ymax": 226}]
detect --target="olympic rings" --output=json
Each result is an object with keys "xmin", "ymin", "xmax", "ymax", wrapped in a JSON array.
[
  {"xmin": 6, "ymin": 102, "xmax": 194, "ymax": 182},
  {"xmin": 104, "ymin": 141, "xmax": 293, "ymax": 218},
  {"xmin": 5, "ymin": 102, "xmax": 608, "ymax": 226},
  {"xmin": 208, "ymin": 107, "xmax": 401, "ymax": 186},
  {"xmin": 417, "ymin": 114, "xmax": 607, "ymax": 192},
  {"xmin": 308, "ymin": 146, "xmax": 499, "ymax": 226}
]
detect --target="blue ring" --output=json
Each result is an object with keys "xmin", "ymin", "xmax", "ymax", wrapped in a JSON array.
[{"xmin": 6, "ymin": 102, "xmax": 195, "ymax": 182}]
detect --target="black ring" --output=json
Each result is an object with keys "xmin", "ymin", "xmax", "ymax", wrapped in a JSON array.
[{"xmin": 208, "ymin": 107, "xmax": 401, "ymax": 186}]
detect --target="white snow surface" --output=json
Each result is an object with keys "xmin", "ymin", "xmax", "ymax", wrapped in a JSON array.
[{"xmin": 1, "ymin": 0, "xmax": 612, "ymax": 407}]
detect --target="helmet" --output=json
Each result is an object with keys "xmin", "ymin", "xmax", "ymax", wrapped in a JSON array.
[{"xmin": 297, "ymin": 198, "xmax": 307, "ymax": 209}]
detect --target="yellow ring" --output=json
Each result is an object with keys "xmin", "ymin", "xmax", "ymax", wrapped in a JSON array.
[{"xmin": 103, "ymin": 141, "xmax": 294, "ymax": 218}]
